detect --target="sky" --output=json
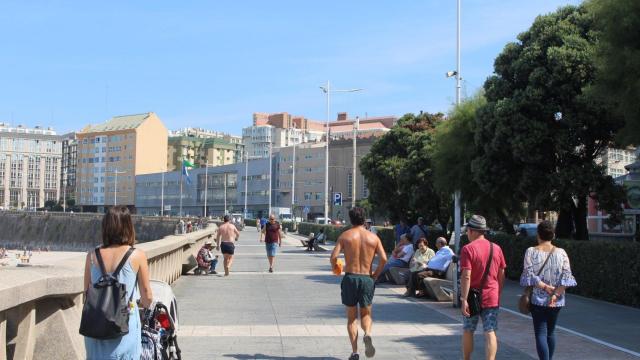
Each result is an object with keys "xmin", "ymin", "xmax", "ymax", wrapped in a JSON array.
[{"xmin": 0, "ymin": 0, "xmax": 582, "ymax": 135}]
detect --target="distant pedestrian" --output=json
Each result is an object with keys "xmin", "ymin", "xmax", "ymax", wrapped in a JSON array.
[
  {"xmin": 260, "ymin": 214, "xmax": 281, "ymax": 273},
  {"xmin": 330, "ymin": 207, "xmax": 387, "ymax": 360},
  {"xmin": 520, "ymin": 221, "xmax": 577, "ymax": 360},
  {"xmin": 460, "ymin": 215, "xmax": 506, "ymax": 360},
  {"xmin": 409, "ymin": 217, "xmax": 429, "ymax": 246},
  {"xmin": 217, "ymin": 215, "xmax": 241, "ymax": 276}
]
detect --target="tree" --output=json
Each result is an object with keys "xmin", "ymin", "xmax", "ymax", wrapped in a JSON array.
[
  {"xmin": 590, "ymin": 0, "xmax": 640, "ymax": 145},
  {"xmin": 44, "ymin": 200, "xmax": 57, "ymax": 210},
  {"xmin": 360, "ymin": 112, "xmax": 451, "ymax": 230},
  {"xmin": 473, "ymin": 5, "xmax": 625, "ymax": 240},
  {"xmin": 432, "ymin": 92, "xmax": 525, "ymax": 233}
]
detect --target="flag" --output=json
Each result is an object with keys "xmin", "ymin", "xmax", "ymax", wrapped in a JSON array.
[{"xmin": 182, "ymin": 159, "xmax": 193, "ymax": 185}]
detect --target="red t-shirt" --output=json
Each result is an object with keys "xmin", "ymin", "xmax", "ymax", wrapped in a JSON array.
[{"xmin": 459, "ymin": 237, "xmax": 506, "ymax": 308}]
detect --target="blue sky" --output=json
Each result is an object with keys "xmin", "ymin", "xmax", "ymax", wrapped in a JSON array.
[{"xmin": 0, "ymin": 0, "xmax": 581, "ymax": 135}]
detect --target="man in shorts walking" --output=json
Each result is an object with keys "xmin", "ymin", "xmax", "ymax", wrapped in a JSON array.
[
  {"xmin": 260, "ymin": 214, "xmax": 281, "ymax": 273},
  {"xmin": 330, "ymin": 207, "xmax": 387, "ymax": 360},
  {"xmin": 459, "ymin": 215, "xmax": 506, "ymax": 360},
  {"xmin": 216, "ymin": 215, "xmax": 240, "ymax": 276}
]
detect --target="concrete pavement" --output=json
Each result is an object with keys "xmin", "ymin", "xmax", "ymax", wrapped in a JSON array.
[{"xmin": 171, "ymin": 229, "xmax": 638, "ymax": 359}]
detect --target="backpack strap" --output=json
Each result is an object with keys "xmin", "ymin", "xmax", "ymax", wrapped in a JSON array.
[
  {"xmin": 94, "ymin": 246, "xmax": 108, "ymax": 277},
  {"xmin": 112, "ymin": 247, "xmax": 135, "ymax": 277}
]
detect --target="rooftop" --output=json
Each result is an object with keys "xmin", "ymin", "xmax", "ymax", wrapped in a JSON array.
[{"xmin": 81, "ymin": 113, "xmax": 153, "ymax": 133}]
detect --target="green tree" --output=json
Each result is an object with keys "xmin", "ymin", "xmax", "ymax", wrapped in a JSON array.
[
  {"xmin": 360, "ymin": 112, "xmax": 451, "ymax": 229},
  {"xmin": 590, "ymin": 0, "xmax": 640, "ymax": 145},
  {"xmin": 473, "ymin": 5, "xmax": 625, "ymax": 240},
  {"xmin": 432, "ymin": 92, "xmax": 524, "ymax": 233}
]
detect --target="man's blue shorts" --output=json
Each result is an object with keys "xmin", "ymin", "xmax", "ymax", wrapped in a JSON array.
[
  {"xmin": 463, "ymin": 307, "xmax": 499, "ymax": 333},
  {"xmin": 265, "ymin": 242, "xmax": 278, "ymax": 257}
]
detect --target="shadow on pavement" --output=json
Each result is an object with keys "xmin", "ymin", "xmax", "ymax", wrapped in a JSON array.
[
  {"xmin": 390, "ymin": 334, "xmax": 535, "ymax": 359},
  {"xmin": 224, "ymin": 354, "xmax": 340, "ymax": 360}
]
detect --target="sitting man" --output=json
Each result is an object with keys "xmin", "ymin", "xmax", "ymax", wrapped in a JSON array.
[
  {"xmin": 306, "ymin": 232, "xmax": 315, "ymax": 251},
  {"xmin": 423, "ymin": 237, "xmax": 454, "ymax": 278},
  {"xmin": 196, "ymin": 240, "xmax": 218, "ymax": 275},
  {"xmin": 375, "ymin": 234, "xmax": 414, "ymax": 284}
]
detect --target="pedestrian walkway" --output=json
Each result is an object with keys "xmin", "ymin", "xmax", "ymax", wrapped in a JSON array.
[{"xmin": 171, "ymin": 230, "xmax": 639, "ymax": 359}]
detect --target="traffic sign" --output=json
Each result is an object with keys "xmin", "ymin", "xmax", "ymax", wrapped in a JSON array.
[
  {"xmin": 333, "ymin": 192, "xmax": 342, "ymax": 206},
  {"xmin": 303, "ymin": 206, "xmax": 310, "ymax": 214}
]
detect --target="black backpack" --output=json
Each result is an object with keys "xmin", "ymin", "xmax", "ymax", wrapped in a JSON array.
[{"xmin": 80, "ymin": 246, "xmax": 137, "ymax": 339}]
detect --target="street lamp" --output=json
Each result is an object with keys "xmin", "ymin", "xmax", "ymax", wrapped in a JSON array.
[
  {"xmin": 319, "ymin": 81, "xmax": 363, "ymax": 223},
  {"xmin": 445, "ymin": 0, "xmax": 463, "ymax": 308},
  {"xmin": 352, "ymin": 116, "xmax": 359, "ymax": 208},
  {"xmin": 111, "ymin": 168, "xmax": 126, "ymax": 207}
]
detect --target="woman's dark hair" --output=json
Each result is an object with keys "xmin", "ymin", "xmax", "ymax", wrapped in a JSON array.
[
  {"xmin": 349, "ymin": 207, "xmax": 366, "ymax": 226},
  {"xmin": 416, "ymin": 238, "xmax": 428, "ymax": 247},
  {"xmin": 537, "ymin": 221, "xmax": 555, "ymax": 241},
  {"xmin": 102, "ymin": 206, "xmax": 136, "ymax": 246}
]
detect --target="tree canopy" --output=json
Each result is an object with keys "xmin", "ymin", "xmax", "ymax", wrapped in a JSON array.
[
  {"xmin": 590, "ymin": 0, "xmax": 640, "ymax": 145},
  {"xmin": 472, "ymin": 5, "xmax": 625, "ymax": 239},
  {"xmin": 360, "ymin": 112, "xmax": 450, "ymax": 228}
]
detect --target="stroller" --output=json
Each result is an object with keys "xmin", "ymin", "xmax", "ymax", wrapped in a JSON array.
[{"xmin": 142, "ymin": 280, "xmax": 182, "ymax": 360}]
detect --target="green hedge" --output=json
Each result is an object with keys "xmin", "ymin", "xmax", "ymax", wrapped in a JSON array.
[
  {"xmin": 244, "ymin": 219, "xmax": 257, "ymax": 227},
  {"xmin": 296, "ymin": 223, "xmax": 444, "ymax": 253},
  {"xmin": 485, "ymin": 233, "xmax": 640, "ymax": 308}
]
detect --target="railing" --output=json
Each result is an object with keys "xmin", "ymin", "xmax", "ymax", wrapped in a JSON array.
[{"xmin": 0, "ymin": 225, "xmax": 217, "ymax": 360}]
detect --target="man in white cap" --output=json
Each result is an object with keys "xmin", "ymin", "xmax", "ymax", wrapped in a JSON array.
[{"xmin": 459, "ymin": 214, "xmax": 506, "ymax": 360}]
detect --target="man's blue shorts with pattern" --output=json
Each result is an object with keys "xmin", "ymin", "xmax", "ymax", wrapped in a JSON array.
[{"xmin": 463, "ymin": 307, "xmax": 499, "ymax": 333}]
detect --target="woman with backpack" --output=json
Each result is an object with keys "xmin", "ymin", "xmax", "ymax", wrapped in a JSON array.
[
  {"xmin": 82, "ymin": 206, "xmax": 153, "ymax": 359},
  {"xmin": 519, "ymin": 221, "xmax": 577, "ymax": 360}
]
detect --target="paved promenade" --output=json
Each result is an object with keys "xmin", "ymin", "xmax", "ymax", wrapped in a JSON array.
[{"xmin": 172, "ymin": 229, "xmax": 639, "ymax": 359}]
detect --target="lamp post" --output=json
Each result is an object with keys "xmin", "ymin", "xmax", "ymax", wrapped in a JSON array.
[
  {"xmin": 111, "ymin": 168, "xmax": 126, "ymax": 207},
  {"xmin": 352, "ymin": 116, "xmax": 359, "ymax": 208},
  {"xmin": 319, "ymin": 81, "xmax": 363, "ymax": 222},
  {"xmin": 445, "ymin": 0, "xmax": 463, "ymax": 308},
  {"xmin": 204, "ymin": 163, "xmax": 209, "ymax": 218},
  {"xmin": 160, "ymin": 171, "xmax": 165, "ymax": 216},
  {"xmin": 291, "ymin": 142, "xmax": 296, "ymax": 223},
  {"xmin": 268, "ymin": 141, "xmax": 272, "ymax": 216},
  {"xmin": 244, "ymin": 151, "xmax": 249, "ymax": 219}
]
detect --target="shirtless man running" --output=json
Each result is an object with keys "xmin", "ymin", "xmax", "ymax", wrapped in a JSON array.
[
  {"xmin": 330, "ymin": 207, "xmax": 387, "ymax": 360},
  {"xmin": 216, "ymin": 215, "xmax": 240, "ymax": 276}
]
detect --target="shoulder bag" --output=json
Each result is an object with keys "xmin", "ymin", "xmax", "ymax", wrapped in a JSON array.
[
  {"xmin": 466, "ymin": 243, "xmax": 493, "ymax": 317},
  {"xmin": 518, "ymin": 247, "xmax": 555, "ymax": 314}
]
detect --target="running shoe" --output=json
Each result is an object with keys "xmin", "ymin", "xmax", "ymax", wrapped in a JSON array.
[
  {"xmin": 268, "ymin": 268, "xmax": 273, "ymax": 273},
  {"xmin": 348, "ymin": 354, "xmax": 359, "ymax": 360},
  {"xmin": 363, "ymin": 334, "xmax": 375, "ymax": 358}
]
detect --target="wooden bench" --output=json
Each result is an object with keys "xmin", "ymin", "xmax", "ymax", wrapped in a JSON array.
[{"xmin": 422, "ymin": 263, "xmax": 456, "ymax": 302}]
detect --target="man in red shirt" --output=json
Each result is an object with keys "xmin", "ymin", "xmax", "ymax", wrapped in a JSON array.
[{"xmin": 459, "ymin": 215, "xmax": 506, "ymax": 360}]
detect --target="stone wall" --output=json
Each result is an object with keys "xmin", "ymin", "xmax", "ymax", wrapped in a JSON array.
[{"xmin": 0, "ymin": 212, "xmax": 178, "ymax": 251}]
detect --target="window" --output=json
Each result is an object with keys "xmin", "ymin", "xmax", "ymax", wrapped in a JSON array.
[
  {"xmin": 347, "ymin": 172, "xmax": 353, "ymax": 197},
  {"xmin": 362, "ymin": 181, "xmax": 369, "ymax": 198},
  {"xmin": 44, "ymin": 157, "xmax": 58, "ymax": 189},
  {"xmin": 304, "ymin": 192, "xmax": 312, "ymax": 201},
  {"xmin": 315, "ymin": 192, "xmax": 322, "ymax": 200},
  {"xmin": 27, "ymin": 156, "xmax": 40, "ymax": 188},
  {"xmin": 10, "ymin": 155, "xmax": 23, "ymax": 188}
]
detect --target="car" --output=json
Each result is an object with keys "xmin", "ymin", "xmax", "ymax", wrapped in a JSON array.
[
  {"xmin": 314, "ymin": 217, "xmax": 331, "ymax": 225},
  {"xmin": 517, "ymin": 223, "xmax": 538, "ymax": 237}
]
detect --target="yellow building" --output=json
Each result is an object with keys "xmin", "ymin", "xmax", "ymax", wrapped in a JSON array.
[{"xmin": 76, "ymin": 112, "xmax": 168, "ymax": 211}]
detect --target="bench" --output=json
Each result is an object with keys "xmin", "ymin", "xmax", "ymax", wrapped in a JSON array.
[
  {"xmin": 388, "ymin": 267, "xmax": 411, "ymax": 285},
  {"xmin": 422, "ymin": 263, "xmax": 456, "ymax": 301},
  {"xmin": 300, "ymin": 238, "xmax": 322, "ymax": 251}
]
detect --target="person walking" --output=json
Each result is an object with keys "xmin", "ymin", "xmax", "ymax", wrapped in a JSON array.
[
  {"xmin": 520, "ymin": 221, "xmax": 577, "ymax": 360},
  {"xmin": 217, "ymin": 214, "xmax": 241, "ymax": 276},
  {"xmin": 459, "ymin": 215, "xmax": 506, "ymax": 360},
  {"xmin": 330, "ymin": 207, "xmax": 387, "ymax": 360},
  {"xmin": 83, "ymin": 206, "xmax": 153, "ymax": 359},
  {"xmin": 260, "ymin": 214, "xmax": 281, "ymax": 273}
]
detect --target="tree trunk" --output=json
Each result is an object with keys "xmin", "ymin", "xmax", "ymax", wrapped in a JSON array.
[
  {"xmin": 556, "ymin": 208, "xmax": 573, "ymax": 239},
  {"xmin": 573, "ymin": 196, "xmax": 589, "ymax": 240},
  {"xmin": 497, "ymin": 207, "xmax": 515, "ymax": 234}
]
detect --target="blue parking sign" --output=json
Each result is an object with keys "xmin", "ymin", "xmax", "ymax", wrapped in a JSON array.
[{"xmin": 333, "ymin": 192, "xmax": 342, "ymax": 206}]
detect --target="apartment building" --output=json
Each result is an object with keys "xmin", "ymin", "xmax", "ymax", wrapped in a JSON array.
[
  {"xmin": 167, "ymin": 128, "xmax": 244, "ymax": 171},
  {"xmin": 76, "ymin": 113, "xmax": 168, "ymax": 211},
  {"xmin": 0, "ymin": 124, "xmax": 62, "ymax": 209},
  {"xmin": 61, "ymin": 132, "xmax": 78, "ymax": 205},
  {"xmin": 596, "ymin": 147, "xmax": 637, "ymax": 178}
]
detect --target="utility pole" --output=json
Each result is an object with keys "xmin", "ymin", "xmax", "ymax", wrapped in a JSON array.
[{"xmin": 352, "ymin": 116, "xmax": 359, "ymax": 207}]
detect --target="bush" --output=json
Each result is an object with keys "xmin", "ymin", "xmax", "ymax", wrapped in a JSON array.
[
  {"xmin": 296, "ymin": 223, "xmax": 445, "ymax": 254},
  {"xmin": 485, "ymin": 233, "xmax": 640, "ymax": 308},
  {"xmin": 244, "ymin": 219, "xmax": 257, "ymax": 227}
]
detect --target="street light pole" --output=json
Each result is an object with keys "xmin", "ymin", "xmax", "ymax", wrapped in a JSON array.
[
  {"xmin": 291, "ymin": 143, "xmax": 296, "ymax": 219},
  {"xmin": 268, "ymin": 141, "xmax": 272, "ymax": 216},
  {"xmin": 352, "ymin": 116, "xmax": 359, "ymax": 208},
  {"xmin": 224, "ymin": 172, "xmax": 227, "ymax": 215},
  {"xmin": 160, "ymin": 171, "xmax": 165, "ymax": 216},
  {"xmin": 244, "ymin": 151, "xmax": 248, "ymax": 219},
  {"xmin": 204, "ymin": 164, "xmax": 208, "ymax": 218},
  {"xmin": 319, "ymin": 82, "xmax": 363, "ymax": 222},
  {"xmin": 453, "ymin": 0, "xmax": 462, "ymax": 308}
]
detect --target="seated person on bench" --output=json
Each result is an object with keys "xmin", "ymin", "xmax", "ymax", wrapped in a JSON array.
[
  {"xmin": 405, "ymin": 237, "xmax": 454, "ymax": 297},
  {"xmin": 375, "ymin": 234, "xmax": 414, "ymax": 284}
]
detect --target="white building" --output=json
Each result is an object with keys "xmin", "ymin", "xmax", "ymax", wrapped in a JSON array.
[
  {"xmin": 596, "ymin": 147, "xmax": 637, "ymax": 177},
  {"xmin": 0, "ymin": 124, "xmax": 62, "ymax": 209}
]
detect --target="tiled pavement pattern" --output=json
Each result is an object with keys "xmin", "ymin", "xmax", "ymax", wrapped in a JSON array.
[{"xmin": 172, "ymin": 230, "xmax": 638, "ymax": 360}]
